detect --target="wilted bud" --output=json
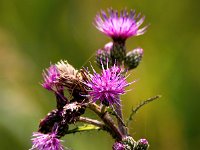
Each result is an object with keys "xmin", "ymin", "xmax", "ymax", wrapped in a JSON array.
[
  {"xmin": 56, "ymin": 60, "xmax": 80, "ymax": 80},
  {"xmin": 134, "ymin": 139, "xmax": 149, "ymax": 150},
  {"xmin": 56, "ymin": 121, "xmax": 69, "ymax": 138},
  {"xmin": 96, "ymin": 42, "xmax": 113, "ymax": 68},
  {"xmin": 55, "ymin": 90, "xmax": 68, "ymax": 110},
  {"xmin": 112, "ymin": 142, "xmax": 125, "ymax": 150},
  {"xmin": 38, "ymin": 109, "xmax": 62, "ymax": 134},
  {"xmin": 56, "ymin": 60, "xmax": 88, "ymax": 102},
  {"xmin": 62, "ymin": 102, "xmax": 86, "ymax": 124},
  {"xmin": 124, "ymin": 48, "xmax": 143, "ymax": 70}
]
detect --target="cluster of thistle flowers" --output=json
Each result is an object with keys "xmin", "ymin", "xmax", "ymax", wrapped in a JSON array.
[{"xmin": 30, "ymin": 8, "xmax": 149, "ymax": 150}]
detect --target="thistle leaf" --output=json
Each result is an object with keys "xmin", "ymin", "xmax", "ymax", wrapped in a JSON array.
[{"xmin": 67, "ymin": 124, "xmax": 101, "ymax": 134}]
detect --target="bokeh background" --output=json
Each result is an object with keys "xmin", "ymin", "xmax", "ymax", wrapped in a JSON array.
[{"xmin": 0, "ymin": 0, "xmax": 199, "ymax": 150}]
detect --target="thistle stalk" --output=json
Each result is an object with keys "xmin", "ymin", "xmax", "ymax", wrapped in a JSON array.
[
  {"xmin": 115, "ymin": 96, "xmax": 127, "ymax": 135},
  {"xmin": 88, "ymin": 103, "xmax": 124, "ymax": 140},
  {"xmin": 78, "ymin": 116, "xmax": 105, "ymax": 129}
]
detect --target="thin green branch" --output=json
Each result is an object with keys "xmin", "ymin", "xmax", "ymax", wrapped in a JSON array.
[{"xmin": 126, "ymin": 95, "xmax": 161, "ymax": 127}]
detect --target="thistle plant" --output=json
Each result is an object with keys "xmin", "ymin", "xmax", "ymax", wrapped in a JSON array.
[{"xmin": 30, "ymin": 8, "xmax": 160, "ymax": 150}]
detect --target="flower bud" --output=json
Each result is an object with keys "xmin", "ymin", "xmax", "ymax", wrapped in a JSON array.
[
  {"xmin": 124, "ymin": 48, "xmax": 143, "ymax": 70},
  {"xmin": 134, "ymin": 139, "xmax": 149, "ymax": 150},
  {"xmin": 122, "ymin": 136, "xmax": 136, "ymax": 150},
  {"xmin": 112, "ymin": 142, "xmax": 125, "ymax": 150},
  {"xmin": 96, "ymin": 42, "xmax": 113, "ymax": 68},
  {"xmin": 104, "ymin": 42, "xmax": 113, "ymax": 51}
]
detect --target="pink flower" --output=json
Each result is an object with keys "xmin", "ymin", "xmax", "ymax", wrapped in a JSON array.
[
  {"xmin": 86, "ymin": 65, "xmax": 130, "ymax": 106},
  {"xmin": 94, "ymin": 8, "xmax": 147, "ymax": 41},
  {"xmin": 42, "ymin": 65, "xmax": 60, "ymax": 91},
  {"xmin": 30, "ymin": 132, "xmax": 64, "ymax": 150}
]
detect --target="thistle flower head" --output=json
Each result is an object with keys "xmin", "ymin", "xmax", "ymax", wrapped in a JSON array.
[
  {"xmin": 112, "ymin": 142, "xmax": 125, "ymax": 150},
  {"xmin": 94, "ymin": 8, "xmax": 147, "ymax": 41},
  {"xmin": 42, "ymin": 65, "xmax": 60, "ymax": 91},
  {"xmin": 96, "ymin": 42, "xmax": 113, "ymax": 68},
  {"xmin": 125, "ymin": 47, "xmax": 144, "ymax": 70},
  {"xmin": 138, "ymin": 139, "xmax": 148, "ymax": 145},
  {"xmin": 86, "ymin": 64, "xmax": 130, "ymax": 106},
  {"xmin": 30, "ymin": 132, "xmax": 64, "ymax": 150},
  {"xmin": 122, "ymin": 136, "xmax": 136, "ymax": 150},
  {"xmin": 135, "ymin": 139, "xmax": 149, "ymax": 150}
]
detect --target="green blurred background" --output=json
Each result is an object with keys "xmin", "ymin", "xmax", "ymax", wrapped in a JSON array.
[{"xmin": 0, "ymin": 0, "xmax": 199, "ymax": 149}]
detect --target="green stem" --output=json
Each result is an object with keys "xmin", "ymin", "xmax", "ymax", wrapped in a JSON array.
[{"xmin": 126, "ymin": 95, "xmax": 161, "ymax": 127}]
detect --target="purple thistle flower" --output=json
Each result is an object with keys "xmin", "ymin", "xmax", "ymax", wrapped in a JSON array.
[
  {"xmin": 94, "ymin": 8, "xmax": 147, "ymax": 41},
  {"xmin": 30, "ymin": 132, "xmax": 64, "ymax": 150},
  {"xmin": 112, "ymin": 142, "xmax": 125, "ymax": 150},
  {"xmin": 86, "ymin": 64, "xmax": 130, "ymax": 106},
  {"xmin": 42, "ymin": 65, "xmax": 60, "ymax": 91}
]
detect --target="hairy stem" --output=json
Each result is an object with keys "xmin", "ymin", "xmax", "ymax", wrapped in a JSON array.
[
  {"xmin": 88, "ymin": 103, "xmax": 124, "ymax": 140},
  {"xmin": 78, "ymin": 116, "xmax": 105, "ymax": 129},
  {"xmin": 110, "ymin": 107, "xmax": 126, "ymax": 128},
  {"xmin": 115, "ymin": 96, "xmax": 127, "ymax": 135}
]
